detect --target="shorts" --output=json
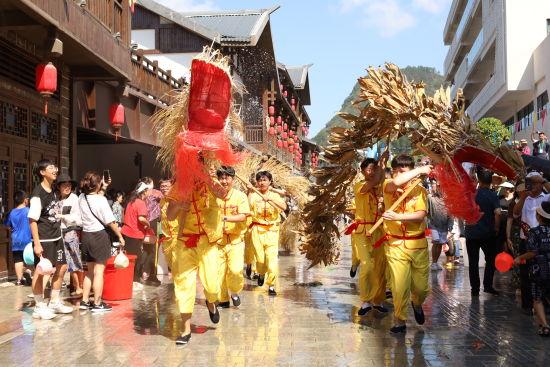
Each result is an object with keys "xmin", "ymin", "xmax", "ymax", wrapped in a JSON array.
[
  {"xmin": 430, "ymin": 229, "xmax": 448, "ymax": 244},
  {"xmin": 81, "ymin": 230, "xmax": 111, "ymax": 264},
  {"xmin": 34, "ymin": 238, "xmax": 66, "ymax": 266},
  {"xmin": 531, "ymin": 280, "xmax": 550, "ymax": 301},
  {"xmin": 12, "ymin": 251, "xmax": 23, "ymax": 263}
]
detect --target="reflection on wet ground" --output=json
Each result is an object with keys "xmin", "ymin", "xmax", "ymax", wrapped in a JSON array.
[{"xmin": 0, "ymin": 237, "xmax": 550, "ymax": 366}]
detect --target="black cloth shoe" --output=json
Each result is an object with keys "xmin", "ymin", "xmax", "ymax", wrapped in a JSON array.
[
  {"xmin": 358, "ymin": 305, "xmax": 372, "ymax": 316},
  {"xmin": 176, "ymin": 333, "xmax": 191, "ymax": 345},
  {"xmin": 206, "ymin": 301, "xmax": 220, "ymax": 324},
  {"xmin": 268, "ymin": 287, "xmax": 277, "ymax": 296},
  {"xmin": 91, "ymin": 302, "xmax": 112, "ymax": 313},
  {"xmin": 245, "ymin": 265, "xmax": 252, "ymax": 279},
  {"xmin": 257, "ymin": 275, "xmax": 265, "ymax": 287},
  {"xmin": 218, "ymin": 301, "xmax": 230, "ymax": 309},
  {"xmin": 146, "ymin": 278, "xmax": 161, "ymax": 287},
  {"xmin": 231, "ymin": 295, "xmax": 241, "ymax": 307},
  {"xmin": 252, "ymin": 273, "xmax": 259, "ymax": 280},
  {"xmin": 484, "ymin": 288, "xmax": 500, "ymax": 296},
  {"xmin": 79, "ymin": 301, "xmax": 92, "ymax": 310},
  {"xmin": 385, "ymin": 290, "xmax": 393, "ymax": 299},
  {"xmin": 350, "ymin": 266, "xmax": 357, "ymax": 278},
  {"xmin": 471, "ymin": 290, "xmax": 480, "ymax": 297},
  {"xmin": 390, "ymin": 324, "xmax": 407, "ymax": 334},
  {"xmin": 373, "ymin": 305, "xmax": 389, "ymax": 313},
  {"xmin": 411, "ymin": 302, "xmax": 425, "ymax": 325}
]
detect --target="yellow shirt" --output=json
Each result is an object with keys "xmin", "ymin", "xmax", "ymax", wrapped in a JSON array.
[
  {"xmin": 382, "ymin": 179, "xmax": 428, "ymax": 249},
  {"xmin": 160, "ymin": 197, "xmax": 180, "ymax": 239},
  {"xmin": 217, "ymin": 188, "xmax": 250, "ymax": 244},
  {"xmin": 353, "ymin": 181, "xmax": 382, "ymax": 228},
  {"xmin": 249, "ymin": 191, "xmax": 283, "ymax": 229},
  {"xmin": 180, "ymin": 184, "xmax": 223, "ymax": 244}
]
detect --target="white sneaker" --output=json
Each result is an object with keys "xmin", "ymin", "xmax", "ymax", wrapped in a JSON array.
[
  {"xmin": 48, "ymin": 301, "xmax": 74, "ymax": 314},
  {"xmin": 133, "ymin": 282, "xmax": 144, "ymax": 292},
  {"xmin": 32, "ymin": 305, "xmax": 57, "ymax": 320}
]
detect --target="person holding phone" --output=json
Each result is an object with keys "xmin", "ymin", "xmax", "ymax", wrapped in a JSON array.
[{"xmin": 78, "ymin": 171, "xmax": 125, "ymax": 312}]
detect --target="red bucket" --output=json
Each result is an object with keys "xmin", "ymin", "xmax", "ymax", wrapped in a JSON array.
[{"xmin": 102, "ymin": 254, "xmax": 136, "ymax": 301}]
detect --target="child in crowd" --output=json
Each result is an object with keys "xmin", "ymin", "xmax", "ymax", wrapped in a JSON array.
[
  {"xmin": 4, "ymin": 190, "xmax": 32, "ymax": 285},
  {"xmin": 514, "ymin": 201, "xmax": 550, "ymax": 337}
]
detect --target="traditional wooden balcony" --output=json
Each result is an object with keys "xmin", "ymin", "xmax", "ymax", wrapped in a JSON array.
[
  {"xmin": 130, "ymin": 51, "xmax": 185, "ymax": 104},
  {"xmin": 13, "ymin": 0, "xmax": 132, "ymax": 78}
]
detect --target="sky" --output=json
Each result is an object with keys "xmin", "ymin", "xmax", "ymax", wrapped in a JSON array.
[{"xmin": 155, "ymin": 0, "xmax": 452, "ymax": 136}]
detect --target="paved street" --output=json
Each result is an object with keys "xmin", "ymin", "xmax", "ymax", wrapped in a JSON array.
[{"xmin": 0, "ymin": 238, "xmax": 549, "ymax": 367}]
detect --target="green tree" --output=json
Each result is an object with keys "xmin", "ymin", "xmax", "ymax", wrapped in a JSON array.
[{"xmin": 476, "ymin": 117, "xmax": 510, "ymax": 147}]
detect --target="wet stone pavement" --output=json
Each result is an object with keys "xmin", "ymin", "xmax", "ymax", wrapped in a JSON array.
[{"xmin": 1, "ymin": 237, "xmax": 550, "ymax": 367}]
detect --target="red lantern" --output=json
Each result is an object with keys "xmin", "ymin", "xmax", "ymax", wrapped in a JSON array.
[
  {"xmin": 276, "ymin": 116, "xmax": 282, "ymax": 124},
  {"xmin": 277, "ymin": 139, "xmax": 283, "ymax": 148},
  {"xmin": 289, "ymin": 145, "xmax": 294, "ymax": 153},
  {"xmin": 283, "ymin": 90, "xmax": 288, "ymax": 98},
  {"xmin": 268, "ymin": 105, "xmax": 275, "ymax": 116},
  {"xmin": 290, "ymin": 98, "xmax": 296, "ymax": 105},
  {"xmin": 282, "ymin": 132, "xmax": 288, "ymax": 139},
  {"xmin": 269, "ymin": 116, "xmax": 275, "ymax": 126},
  {"xmin": 269, "ymin": 127, "xmax": 275, "ymax": 135},
  {"xmin": 109, "ymin": 103, "xmax": 125, "ymax": 141},
  {"xmin": 289, "ymin": 130, "xmax": 294, "ymax": 137},
  {"xmin": 283, "ymin": 123, "xmax": 288, "ymax": 131},
  {"xmin": 283, "ymin": 140, "xmax": 288, "ymax": 148},
  {"xmin": 277, "ymin": 125, "xmax": 283, "ymax": 133},
  {"xmin": 35, "ymin": 62, "xmax": 57, "ymax": 114}
]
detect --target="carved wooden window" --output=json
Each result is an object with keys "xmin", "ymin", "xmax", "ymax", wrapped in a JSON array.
[
  {"xmin": 14, "ymin": 162, "xmax": 28, "ymax": 194},
  {"xmin": 31, "ymin": 112, "xmax": 58, "ymax": 145},
  {"xmin": 0, "ymin": 160, "xmax": 8, "ymax": 220},
  {"xmin": 0, "ymin": 100, "xmax": 28, "ymax": 138}
]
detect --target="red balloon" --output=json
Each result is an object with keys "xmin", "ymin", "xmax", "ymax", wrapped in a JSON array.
[{"xmin": 495, "ymin": 252, "xmax": 514, "ymax": 273}]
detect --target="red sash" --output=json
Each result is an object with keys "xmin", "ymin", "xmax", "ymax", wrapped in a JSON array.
[{"xmin": 343, "ymin": 220, "xmax": 375, "ymax": 235}]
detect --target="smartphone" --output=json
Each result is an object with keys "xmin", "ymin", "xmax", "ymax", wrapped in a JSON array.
[{"xmin": 103, "ymin": 169, "xmax": 111, "ymax": 182}]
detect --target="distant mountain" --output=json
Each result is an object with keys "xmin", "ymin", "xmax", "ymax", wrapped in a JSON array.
[{"xmin": 313, "ymin": 66, "xmax": 446, "ymax": 147}]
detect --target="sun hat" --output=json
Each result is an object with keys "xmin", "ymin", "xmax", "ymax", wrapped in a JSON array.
[
  {"xmin": 23, "ymin": 243, "xmax": 35, "ymax": 266},
  {"xmin": 520, "ymin": 139, "xmax": 528, "ymax": 144},
  {"xmin": 55, "ymin": 173, "xmax": 77, "ymax": 190},
  {"xmin": 499, "ymin": 182, "xmax": 515, "ymax": 189}
]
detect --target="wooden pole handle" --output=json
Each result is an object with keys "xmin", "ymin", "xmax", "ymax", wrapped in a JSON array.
[
  {"xmin": 234, "ymin": 174, "xmax": 285, "ymax": 211},
  {"xmin": 367, "ymin": 178, "xmax": 422, "ymax": 236}
]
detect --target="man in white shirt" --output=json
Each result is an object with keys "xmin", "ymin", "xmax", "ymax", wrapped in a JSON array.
[{"xmin": 513, "ymin": 171, "xmax": 550, "ymax": 312}]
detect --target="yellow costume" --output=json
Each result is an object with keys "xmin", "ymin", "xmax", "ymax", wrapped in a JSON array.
[
  {"xmin": 382, "ymin": 180, "xmax": 429, "ymax": 321},
  {"xmin": 217, "ymin": 188, "xmax": 250, "ymax": 302},
  {"xmin": 160, "ymin": 197, "xmax": 182, "ymax": 268},
  {"xmin": 249, "ymin": 191, "xmax": 283, "ymax": 288},
  {"xmin": 351, "ymin": 181, "xmax": 387, "ymax": 305},
  {"xmin": 347, "ymin": 204, "xmax": 360, "ymax": 270},
  {"xmin": 171, "ymin": 185, "xmax": 222, "ymax": 314}
]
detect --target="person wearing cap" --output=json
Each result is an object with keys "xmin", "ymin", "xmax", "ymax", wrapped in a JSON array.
[
  {"xmin": 165, "ymin": 176, "xmax": 226, "ymax": 345},
  {"xmin": 215, "ymin": 166, "xmax": 250, "ymax": 308},
  {"xmin": 513, "ymin": 171, "xmax": 550, "ymax": 312},
  {"xmin": 121, "ymin": 181, "xmax": 152, "ymax": 286},
  {"xmin": 465, "ymin": 168, "xmax": 501, "ymax": 297},
  {"xmin": 56, "ymin": 174, "xmax": 84, "ymax": 296},
  {"xmin": 520, "ymin": 139, "xmax": 531, "ymax": 155},
  {"xmin": 513, "ymin": 201, "xmax": 550, "ymax": 336}
]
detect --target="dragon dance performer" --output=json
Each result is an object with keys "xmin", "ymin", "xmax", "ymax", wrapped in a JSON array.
[
  {"xmin": 166, "ymin": 179, "xmax": 226, "ymax": 345},
  {"xmin": 350, "ymin": 154, "xmax": 389, "ymax": 316},
  {"xmin": 248, "ymin": 171, "xmax": 287, "ymax": 295},
  {"xmin": 215, "ymin": 166, "xmax": 250, "ymax": 308},
  {"xmin": 381, "ymin": 155, "xmax": 432, "ymax": 334}
]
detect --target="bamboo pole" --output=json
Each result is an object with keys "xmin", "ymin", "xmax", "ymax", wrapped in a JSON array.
[
  {"xmin": 367, "ymin": 178, "xmax": 422, "ymax": 236},
  {"xmin": 234, "ymin": 174, "xmax": 286, "ymax": 211}
]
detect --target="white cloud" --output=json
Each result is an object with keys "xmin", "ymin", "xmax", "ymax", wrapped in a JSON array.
[
  {"xmin": 412, "ymin": 0, "xmax": 451, "ymax": 14},
  {"xmin": 339, "ymin": 0, "xmax": 417, "ymax": 38},
  {"xmin": 154, "ymin": 0, "xmax": 218, "ymax": 12}
]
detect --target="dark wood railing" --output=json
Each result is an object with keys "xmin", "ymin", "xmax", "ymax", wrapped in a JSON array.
[{"xmin": 130, "ymin": 51, "xmax": 185, "ymax": 102}]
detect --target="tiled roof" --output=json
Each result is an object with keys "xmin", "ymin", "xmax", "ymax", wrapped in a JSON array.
[{"xmin": 286, "ymin": 64, "xmax": 313, "ymax": 89}]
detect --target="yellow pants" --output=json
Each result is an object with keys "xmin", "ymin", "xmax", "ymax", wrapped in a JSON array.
[
  {"xmin": 355, "ymin": 232, "xmax": 387, "ymax": 304},
  {"xmin": 385, "ymin": 244, "xmax": 429, "ymax": 321},
  {"xmin": 161, "ymin": 237, "xmax": 177, "ymax": 269},
  {"xmin": 218, "ymin": 240, "xmax": 245, "ymax": 302},
  {"xmin": 350, "ymin": 234, "xmax": 360, "ymax": 269},
  {"xmin": 172, "ymin": 235, "xmax": 219, "ymax": 314},
  {"xmin": 244, "ymin": 230, "xmax": 256, "ymax": 268},
  {"xmin": 251, "ymin": 226, "xmax": 279, "ymax": 288}
]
